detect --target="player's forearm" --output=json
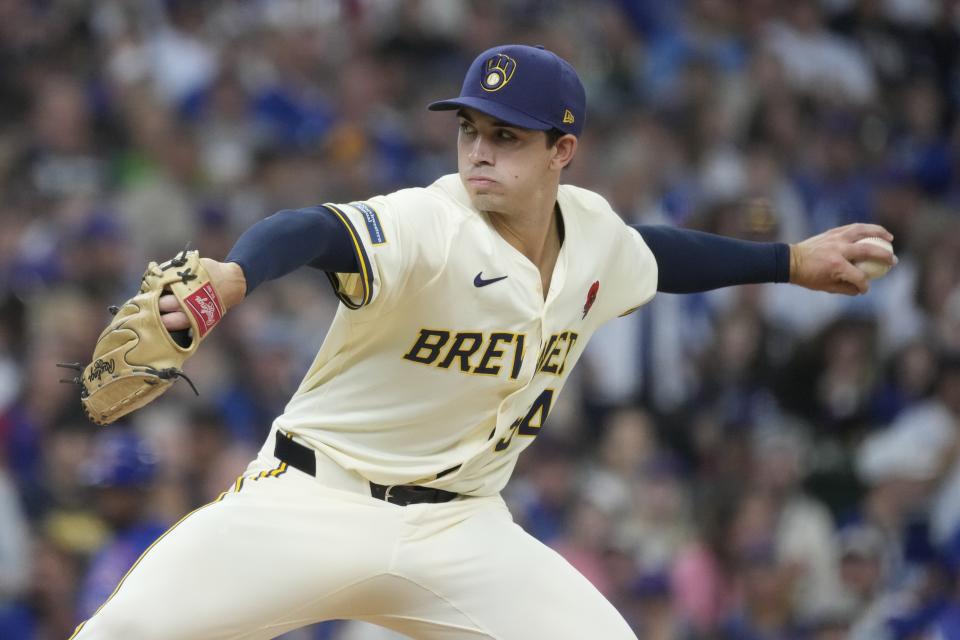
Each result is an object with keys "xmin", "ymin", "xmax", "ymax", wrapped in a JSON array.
[
  {"xmin": 632, "ymin": 225, "xmax": 790, "ymax": 293},
  {"xmin": 225, "ymin": 206, "xmax": 360, "ymax": 295}
]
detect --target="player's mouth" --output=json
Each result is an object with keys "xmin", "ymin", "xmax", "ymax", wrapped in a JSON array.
[{"xmin": 467, "ymin": 176, "xmax": 499, "ymax": 188}]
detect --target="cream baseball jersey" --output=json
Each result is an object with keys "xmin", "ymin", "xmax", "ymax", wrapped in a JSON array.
[{"xmin": 274, "ymin": 173, "xmax": 658, "ymax": 496}]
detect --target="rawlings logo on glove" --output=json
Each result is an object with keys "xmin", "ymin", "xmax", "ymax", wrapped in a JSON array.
[
  {"xmin": 184, "ymin": 283, "xmax": 223, "ymax": 337},
  {"xmin": 88, "ymin": 359, "xmax": 116, "ymax": 382},
  {"xmin": 59, "ymin": 249, "xmax": 224, "ymax": 425}
]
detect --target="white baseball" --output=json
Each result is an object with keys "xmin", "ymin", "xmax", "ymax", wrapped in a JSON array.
[{"xmin": 853, "ymin": 237, "xmax": 894, "ymax": 280}]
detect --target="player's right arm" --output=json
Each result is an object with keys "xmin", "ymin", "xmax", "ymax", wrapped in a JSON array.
[
  {"xmin": 160, "ymin": 206, "xmax": 359, "ymax": 331},
  {"xmin": 634, "ymin": 223, "xmax": 896, "ymax": 296}
]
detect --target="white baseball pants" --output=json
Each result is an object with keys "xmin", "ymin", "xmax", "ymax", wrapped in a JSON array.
[{"xmin": 71, "ymin": 438, "xmax": 636, "ymax": 639}]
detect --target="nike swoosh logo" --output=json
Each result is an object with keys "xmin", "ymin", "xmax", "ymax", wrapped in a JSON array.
[{"xmin": 474, "ymin": 272, "xmax": 508, "ymax": 287}]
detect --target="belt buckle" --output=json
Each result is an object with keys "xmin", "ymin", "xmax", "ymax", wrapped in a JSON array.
[{"xmin": 383, "ymin": 484, "xmax": 404, "ymax": 506}]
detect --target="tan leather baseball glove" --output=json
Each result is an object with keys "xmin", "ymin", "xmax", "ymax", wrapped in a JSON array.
[{"xmin": 60, "ymin": 249, "xmax": 224, "ymax": 425}]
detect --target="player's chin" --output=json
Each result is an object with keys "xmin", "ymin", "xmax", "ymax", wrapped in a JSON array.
[{"xmin": 468, "ymin": 192, "xmax": 506, "ymax": 213}]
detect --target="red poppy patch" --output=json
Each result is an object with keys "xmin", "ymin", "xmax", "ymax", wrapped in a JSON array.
[{"xmin": 582, "ymin": 281, "xmax": 599, "ymax": 319}]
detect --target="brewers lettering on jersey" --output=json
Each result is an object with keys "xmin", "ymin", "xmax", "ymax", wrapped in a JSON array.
[{"xmin": 72, "ymin": 44, "xmax": 897, "ymax": 640}]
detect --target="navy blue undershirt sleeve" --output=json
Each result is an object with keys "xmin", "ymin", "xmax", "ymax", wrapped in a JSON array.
[
  {"xmin": 226, "ymin": 214, "xmax": 790, "ymax": 297},
  {"xmin": 225, "ymin": 206, "xmax": 359, "ymax": 294},
  {"xmin": 632, "ymin": 225, "xmax": 791, "ymax": 293}
]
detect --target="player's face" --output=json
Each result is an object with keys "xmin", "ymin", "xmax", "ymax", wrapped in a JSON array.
[{"xmin": 456, "ymin": 109, "xmax": 573, "ymax": 216}]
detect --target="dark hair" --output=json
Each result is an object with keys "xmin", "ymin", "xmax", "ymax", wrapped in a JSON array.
[{"xmin": 545, "ymin": 128, "xmax": 565, "ymax": 148}]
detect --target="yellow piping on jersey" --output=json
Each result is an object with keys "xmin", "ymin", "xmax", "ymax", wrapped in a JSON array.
[
  {"xmin": 255, "ymin": 462, "xmax": 288, "ymax": 480},
  {"xmin": 240, "ymin": 461, "xmax": 289, "ymax": 486},
  {"xmin": 322, "ymin": 204, "xmax": 373, "ymax": 308}
]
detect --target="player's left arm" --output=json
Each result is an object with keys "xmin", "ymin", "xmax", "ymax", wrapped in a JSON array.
[
  {"xmin": 160, "ymin": 206, "xmax": 360, "ymax": 330},
  {"xmin": 634, "ymin": 223, "xmax": 896, "ymax": 296}
]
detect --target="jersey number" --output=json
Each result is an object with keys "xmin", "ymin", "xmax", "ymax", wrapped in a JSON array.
[{"xmin": 494, "ymin": 389, "xmax": 555, "ymax": 452}]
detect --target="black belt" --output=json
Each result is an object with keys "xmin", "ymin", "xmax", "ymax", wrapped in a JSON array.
[{"xmin": 274, "ymin": 431, "xmax": 459, "ymax": 507}]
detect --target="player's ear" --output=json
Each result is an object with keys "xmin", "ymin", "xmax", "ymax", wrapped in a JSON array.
[{"xmin": 550, "ymin": 134, "xmax": 577, "ymax": 170}]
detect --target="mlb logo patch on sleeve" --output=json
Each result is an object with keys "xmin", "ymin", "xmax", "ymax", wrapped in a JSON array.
[{"xmin": 351, "ymin": 202, "xmax": 387, "ymax": 245}]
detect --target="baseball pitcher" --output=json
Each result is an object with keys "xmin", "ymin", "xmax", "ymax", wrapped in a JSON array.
[{"xmin": 68, "ymin": 45, "xmax": 896, "ymax": 639}]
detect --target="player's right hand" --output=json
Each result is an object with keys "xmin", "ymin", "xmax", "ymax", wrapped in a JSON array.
[
  {"xmin": 160, "ymin": 259, "xmax": 246, "ymax": 331},
  {"xmin": 789, "ymin": 223, "xmax": 896, "ymax": 296}
]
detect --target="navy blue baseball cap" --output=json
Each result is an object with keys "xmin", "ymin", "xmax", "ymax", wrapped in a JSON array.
[{"xmin": 428, "ymin": 44, "xmax": 586, "ymax": 137}]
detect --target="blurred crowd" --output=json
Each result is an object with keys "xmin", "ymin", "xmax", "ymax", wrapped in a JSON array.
[{"xmin": 0, "ymin": 0, "xmax": 959, "ymax": 638}]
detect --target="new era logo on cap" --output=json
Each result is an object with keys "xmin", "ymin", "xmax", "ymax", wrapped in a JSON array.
[{"xmin": 428, "ymin": 44, "xmax": 586, "ymax": 137}]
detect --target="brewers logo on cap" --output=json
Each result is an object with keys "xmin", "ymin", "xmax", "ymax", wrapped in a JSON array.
[{"xmin": 481, "ymin": 53, "xmax": 517, "ymax": 92}]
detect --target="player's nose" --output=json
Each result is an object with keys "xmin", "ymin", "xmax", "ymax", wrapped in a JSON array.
[{"xmin": 467, "ymin": 135, "xmax": 494, "ymax": 165}]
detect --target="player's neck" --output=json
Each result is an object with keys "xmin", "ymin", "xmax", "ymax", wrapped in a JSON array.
[
  {"xmin": 487, "ymin": 199, "xmax": 562, "ymax": 298},
  {"xmin": 487, "ymin": 200, "xmax": 561, "ymax": 268}
]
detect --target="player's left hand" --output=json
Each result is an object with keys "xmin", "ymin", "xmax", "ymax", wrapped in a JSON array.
[
  {"xmin": 160, "ymin": 259, "xmax": 246, "ymax": 331},
  {"xmin": 64, "ymin": 250, "xmax": 230, "ymax": 425},
  {"xmin": 789, "ymin": 223, "xmax": 896, "ymax": 295}
]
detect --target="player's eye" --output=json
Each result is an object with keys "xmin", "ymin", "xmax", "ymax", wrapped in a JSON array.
[
  {"xmin": 458, "ymin": 121, "xmax": 476, "ymax": 136},
  {"xmin": 497, "ymin": 129, "xmax": 517, "ymax": 141}
]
